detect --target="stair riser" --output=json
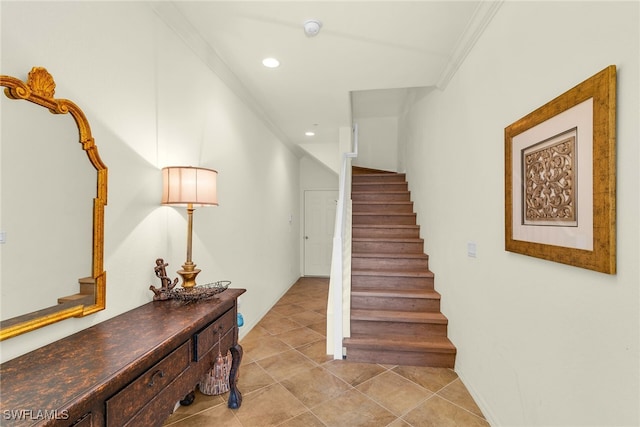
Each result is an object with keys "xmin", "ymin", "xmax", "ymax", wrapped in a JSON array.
[
  {"xmin": 353, "ymin": 214, "xmax": 416, "ymax": 225},
  {"xmin": 352, "ymin": 174, "xmax": 406, "ymax": 183},
  {"xmin": 352, "ymin": 203, "xmax": 414, "ymax": 213},
  {"xmin": 352, "ymin": 257, "xmax": 429, "ymax": 270},
  {"xmin": 351, "ymin": 276, "xmax": 434, "ymax": 290},
  {"xmin": 344, "ymin": 348, "xmax": 455, "ymax": 368},
  {"xmin": 352, "ymin": 227, "xmax": 420, "ymax": 239},
  {"xmin": 351, "ymin": 296, "xmax": 440, "ymax": 312},
  {"xmin": 352, "ymin": 183, "xmax": 408, "ymax": 192},
  {"xmin": 351, "ymin": 320, "xmax": 448, "ymax": 337},
  {"xmin": 352, "ymin": 192, "xmax": 411, "ymax": 202},
  {"xmin": 353, "ymin": 241, "xmax": 424, "ymax": 253}
]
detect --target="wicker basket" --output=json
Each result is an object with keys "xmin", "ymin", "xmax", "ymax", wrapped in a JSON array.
[{"xmin": 199, "ymin": 350, "xmax": 232, "ymax": 396}]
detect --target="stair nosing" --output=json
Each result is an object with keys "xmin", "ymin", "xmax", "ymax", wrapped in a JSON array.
[
  {"xmin": 352, "ymin": 224, "xmax": 419, "ymax": 228},
  {"xmin": 351, "ymin": 192, "xmax": 410, "ymax": 196},
  {"xmin": 351, "ymin": 289, "xmax": 441, "ymax": 299},
  {"xmin": 352, "ymin": 268, "xmax": 433, "ymax": 277},
  {"xmin": 352, "ymin": 252, "xmax": 428, "ymax": 258},
  {"xmin": 343, "ymin": 336, "xmax": 456, "ymax": 353},
  {"xmin": 351, "ymin": 309, "xmax": 448, "ymax": 324},
  {"xmin": 353, "ymin": 212, "xmax": 416, "ymax": 216},
  {"xmin": 352, "ymin": 200, "xmax": 413, "ymax": 204},
  {"xmin": 353, "ymin": 237, "xmax": 424, "ymax": 242}
]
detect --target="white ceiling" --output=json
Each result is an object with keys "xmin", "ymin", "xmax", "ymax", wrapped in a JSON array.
[{"xmin": 153, "ymin": 1, "xmax": 501, "ymax": 153}]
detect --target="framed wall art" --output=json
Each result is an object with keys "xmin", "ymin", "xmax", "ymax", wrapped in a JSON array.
[{"xmin": 504, "ymin": 65, "xmax": 616, "ymax": 274}]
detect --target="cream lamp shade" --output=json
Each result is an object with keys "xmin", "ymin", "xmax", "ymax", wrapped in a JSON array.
[{"xmin": 162, "ymin": 166, "xmax": 218, "ymax": 207}]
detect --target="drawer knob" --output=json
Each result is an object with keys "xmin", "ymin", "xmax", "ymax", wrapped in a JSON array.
[{"xmin": 148, "ymin": 369, "xmax": 165, "ymax": 387}]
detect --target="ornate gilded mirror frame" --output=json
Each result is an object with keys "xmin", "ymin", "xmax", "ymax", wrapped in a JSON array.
[{"xmin": 0, "ymin": 67, "xmax": 107, "ymax": 340}]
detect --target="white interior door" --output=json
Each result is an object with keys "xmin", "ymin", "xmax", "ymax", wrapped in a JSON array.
[{"xmin": 304, "ymin": 190, "xmax": 338, "ymax": 276}]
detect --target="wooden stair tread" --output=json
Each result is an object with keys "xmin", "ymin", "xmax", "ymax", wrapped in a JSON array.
[
  {"xmin": 352, "ymin": 252, "xmax": 428, "ymax": 259},
  {"xmin": 353, "ymin": 212, "xmax": 415, "ymax": 216},
  {"xmin": 352, "ymin": 167, "xmax": 398, "ymax": 175},
  {"xmin": 352, "ymin": 190, "xmax": 410, "ymax": 194},
  {"xmin": 353, "ymin": 237, "xmax": 424, "ymax": 243},
  {"xmin": 352, "ymin": 185, "xmax": 408, "ymax": 191},
  {"xmin": 343, "ymin": 335, "xmax": 456, "ymax": 353},
  {"xmin": 352, "ymin": 200, "xmax": 412, "ymax": 205},
  {"xmin": 352, "ymin": 172, "xmax": 404, "ymax": 177},
  {"xmin": 351, "ymin": 309, "xmax": 448, "ymax": 324},
  {"xmin": 352, "ymin": 224, "xmax": 419, "ymax": 229},
  {"xmin": 352, "ymin": 288, "xmax": 440, "ymax": 299},
  {"xmin": 351, "ymin": 269, "xmax": 434, "ymax": 277}
]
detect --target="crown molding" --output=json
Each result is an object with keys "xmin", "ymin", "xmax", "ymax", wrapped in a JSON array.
[{"xmin": 436, "ymin": 1, "xmax": 504, "ymax": 90}]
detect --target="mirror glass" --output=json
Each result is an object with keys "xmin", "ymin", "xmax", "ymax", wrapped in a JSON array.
[{"xmin": 0, "ymin": 67, "xmax": 107, "ymax": 340}]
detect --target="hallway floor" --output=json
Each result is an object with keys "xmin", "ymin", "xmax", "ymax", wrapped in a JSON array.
[{"xmin": 164, "ymin": 277, "xmax": 488, "ymax": 427}]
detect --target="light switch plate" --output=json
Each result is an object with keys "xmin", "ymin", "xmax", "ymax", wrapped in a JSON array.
[{"xmin": 467, "ymin": 241, "xmax": 476, "ymax": 257}]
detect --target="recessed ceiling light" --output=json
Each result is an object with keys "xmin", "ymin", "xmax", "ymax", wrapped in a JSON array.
[
  {"xmin": 305, "ymin": 131, "xmax": 315, "ymax": 136},
  {"xmin": 262, "ymin": 57, "xmax": 280, "ymax": 68}
]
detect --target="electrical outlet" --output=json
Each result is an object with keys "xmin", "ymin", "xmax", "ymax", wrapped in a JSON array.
[{"xmin": 467, "ymin": 241, "xmax": 477, "ymax": 258}]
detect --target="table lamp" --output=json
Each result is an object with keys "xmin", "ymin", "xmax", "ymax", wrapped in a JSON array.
[{"xmin": 161, "ymin": 166, "xmax": 218, "ymax": 288}]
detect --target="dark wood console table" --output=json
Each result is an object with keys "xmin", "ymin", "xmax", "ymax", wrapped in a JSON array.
[{"xmin": 0, "ymin": 288, "xmax": 245, "ymax": 426}]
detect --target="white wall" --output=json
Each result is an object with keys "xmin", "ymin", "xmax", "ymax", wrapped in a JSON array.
[
  {"xmin": 353, "ymin": 116, "xmax": 398, "ymax": 172},
  {"xmin": 400, "ymin": 2, "xmax": 639, "ymax": 426},
  {"xmin": 0, "ymin": 2, "xmax": 300, "ymax": 362}
]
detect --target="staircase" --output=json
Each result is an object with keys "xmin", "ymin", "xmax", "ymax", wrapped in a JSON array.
[{"xmin": 342, "ymin": 168, "xmax": 457, "ymax": 367}]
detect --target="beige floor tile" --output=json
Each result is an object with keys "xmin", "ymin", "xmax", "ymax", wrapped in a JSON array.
[
  {"xmin": 241, "ymin": 324, "xmax": 271, "ymax": 340},
  {"xmin": 257, "ymin": 348, "xmax": 317, "ymax": 381},
  {"xmin": 388, "ymin": 419, "xmax": 413, "ymax": 427},
  {"xmin": 237, "ymin": 361, "xmax": 276, "ymax": 395},
  {"xmin": 271, "ymin": 303, "xmax": 306, "ymax": 316},
  {"xmin": 437, "ymin": 378, "xmax": 485, "ymax": 419},
  {"xmin": 278, "ymin": 411, "xmax": 326, "ymax": 427},
  {"xmin": 275, "ymin": 326, "xmax": 325, "ymax": 348},
  {"xmin": 280, "ymin": 366, "xmax": 351, "ymax": 408},
  {"xmin": 403, "ymin": 395, "xmax": 489, "ymax": 427},
  {"xmin": 313, "ymin": 389, "xmax": 397, "ymax": 427},
  {"xmin": 274, "ymin": 293, "xmax": 309, "ymax": 306},
  {"xmin": 306, "ymin": 320, "xmax": 327, "ymax": 336},
  {"xmin": 164, "ymin": 402, "xmax": 243, "ymax": 427},
  {"xmin": 357, "ymin": 371, "xmax": 434, "ymax": 416},
  {"xmin": 289, "ymin": 309, "xmax": 326, "ymax": 326},
  {"xmin": 323, "ymin": 359, "xmax": 387, "ymax": 386},
  {"xmin": 295, "ymin": 298, "xmax": 328, "ymax": 312},
  {"xmin": 393, "ymin": 366, "xmax": 459, "ymax": 393},
  {"xmin": 257, "ymin": 314, "xmax": 303, "ymax": 335},
  {"xmin": 233, "ymin": 383, "xmax": 307, "ymax": 427},
  {"xmin": 164, "ymin": 390, "xmax": 226, "ymax": 425},
  {"xmin": 295, "ymin": 339, "xmax": 334, "ymax": 365},
  {"xmin": 241, "ymin": 334, "xmax": 291, "ymax": 361}
]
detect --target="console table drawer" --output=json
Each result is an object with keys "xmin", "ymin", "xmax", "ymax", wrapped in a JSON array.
[
  {"xmin": 193, "ymin": 308, "xmax": 235, "ymax": 361},
  {"xmin": 106, "ymin": 341, "xmax": 191, "ymax": 426}
]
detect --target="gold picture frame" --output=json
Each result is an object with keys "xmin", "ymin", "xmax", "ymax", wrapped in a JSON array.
[{"xmin": 504, "ymin": 65, "xmax": 616, "ymax": 274}]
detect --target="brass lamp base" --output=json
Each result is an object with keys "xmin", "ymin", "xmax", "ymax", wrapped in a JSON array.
[{"xmin": 177, "ymin": 262, "xmax": 201, "ymax": 289}]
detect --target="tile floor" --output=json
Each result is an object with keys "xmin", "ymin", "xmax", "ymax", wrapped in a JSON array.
[{"xmin": 164, "ymin": 277, "xmax": 489, "ymax": 427}]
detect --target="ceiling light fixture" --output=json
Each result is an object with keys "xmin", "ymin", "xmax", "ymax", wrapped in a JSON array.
[
  {"xmin": 303, "ymin": 19, "xmax": 322, "ymax": 37},
  {"xmin": 305, "ymin": 131, "xmax": 315, "ymax": 136},
  {"xmin": 262, "ymin": 57, "xmax": 280, "ymax": 68}
]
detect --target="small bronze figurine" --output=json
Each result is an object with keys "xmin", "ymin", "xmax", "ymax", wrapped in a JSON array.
[{"xmin": 149, "ymin": 258, "xmax": 178, "ymax": 301}]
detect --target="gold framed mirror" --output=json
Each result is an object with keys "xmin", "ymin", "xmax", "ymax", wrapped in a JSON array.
[{"xmin": 0, "ymin": 67, "xmax": 107, "ymax": 340}]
